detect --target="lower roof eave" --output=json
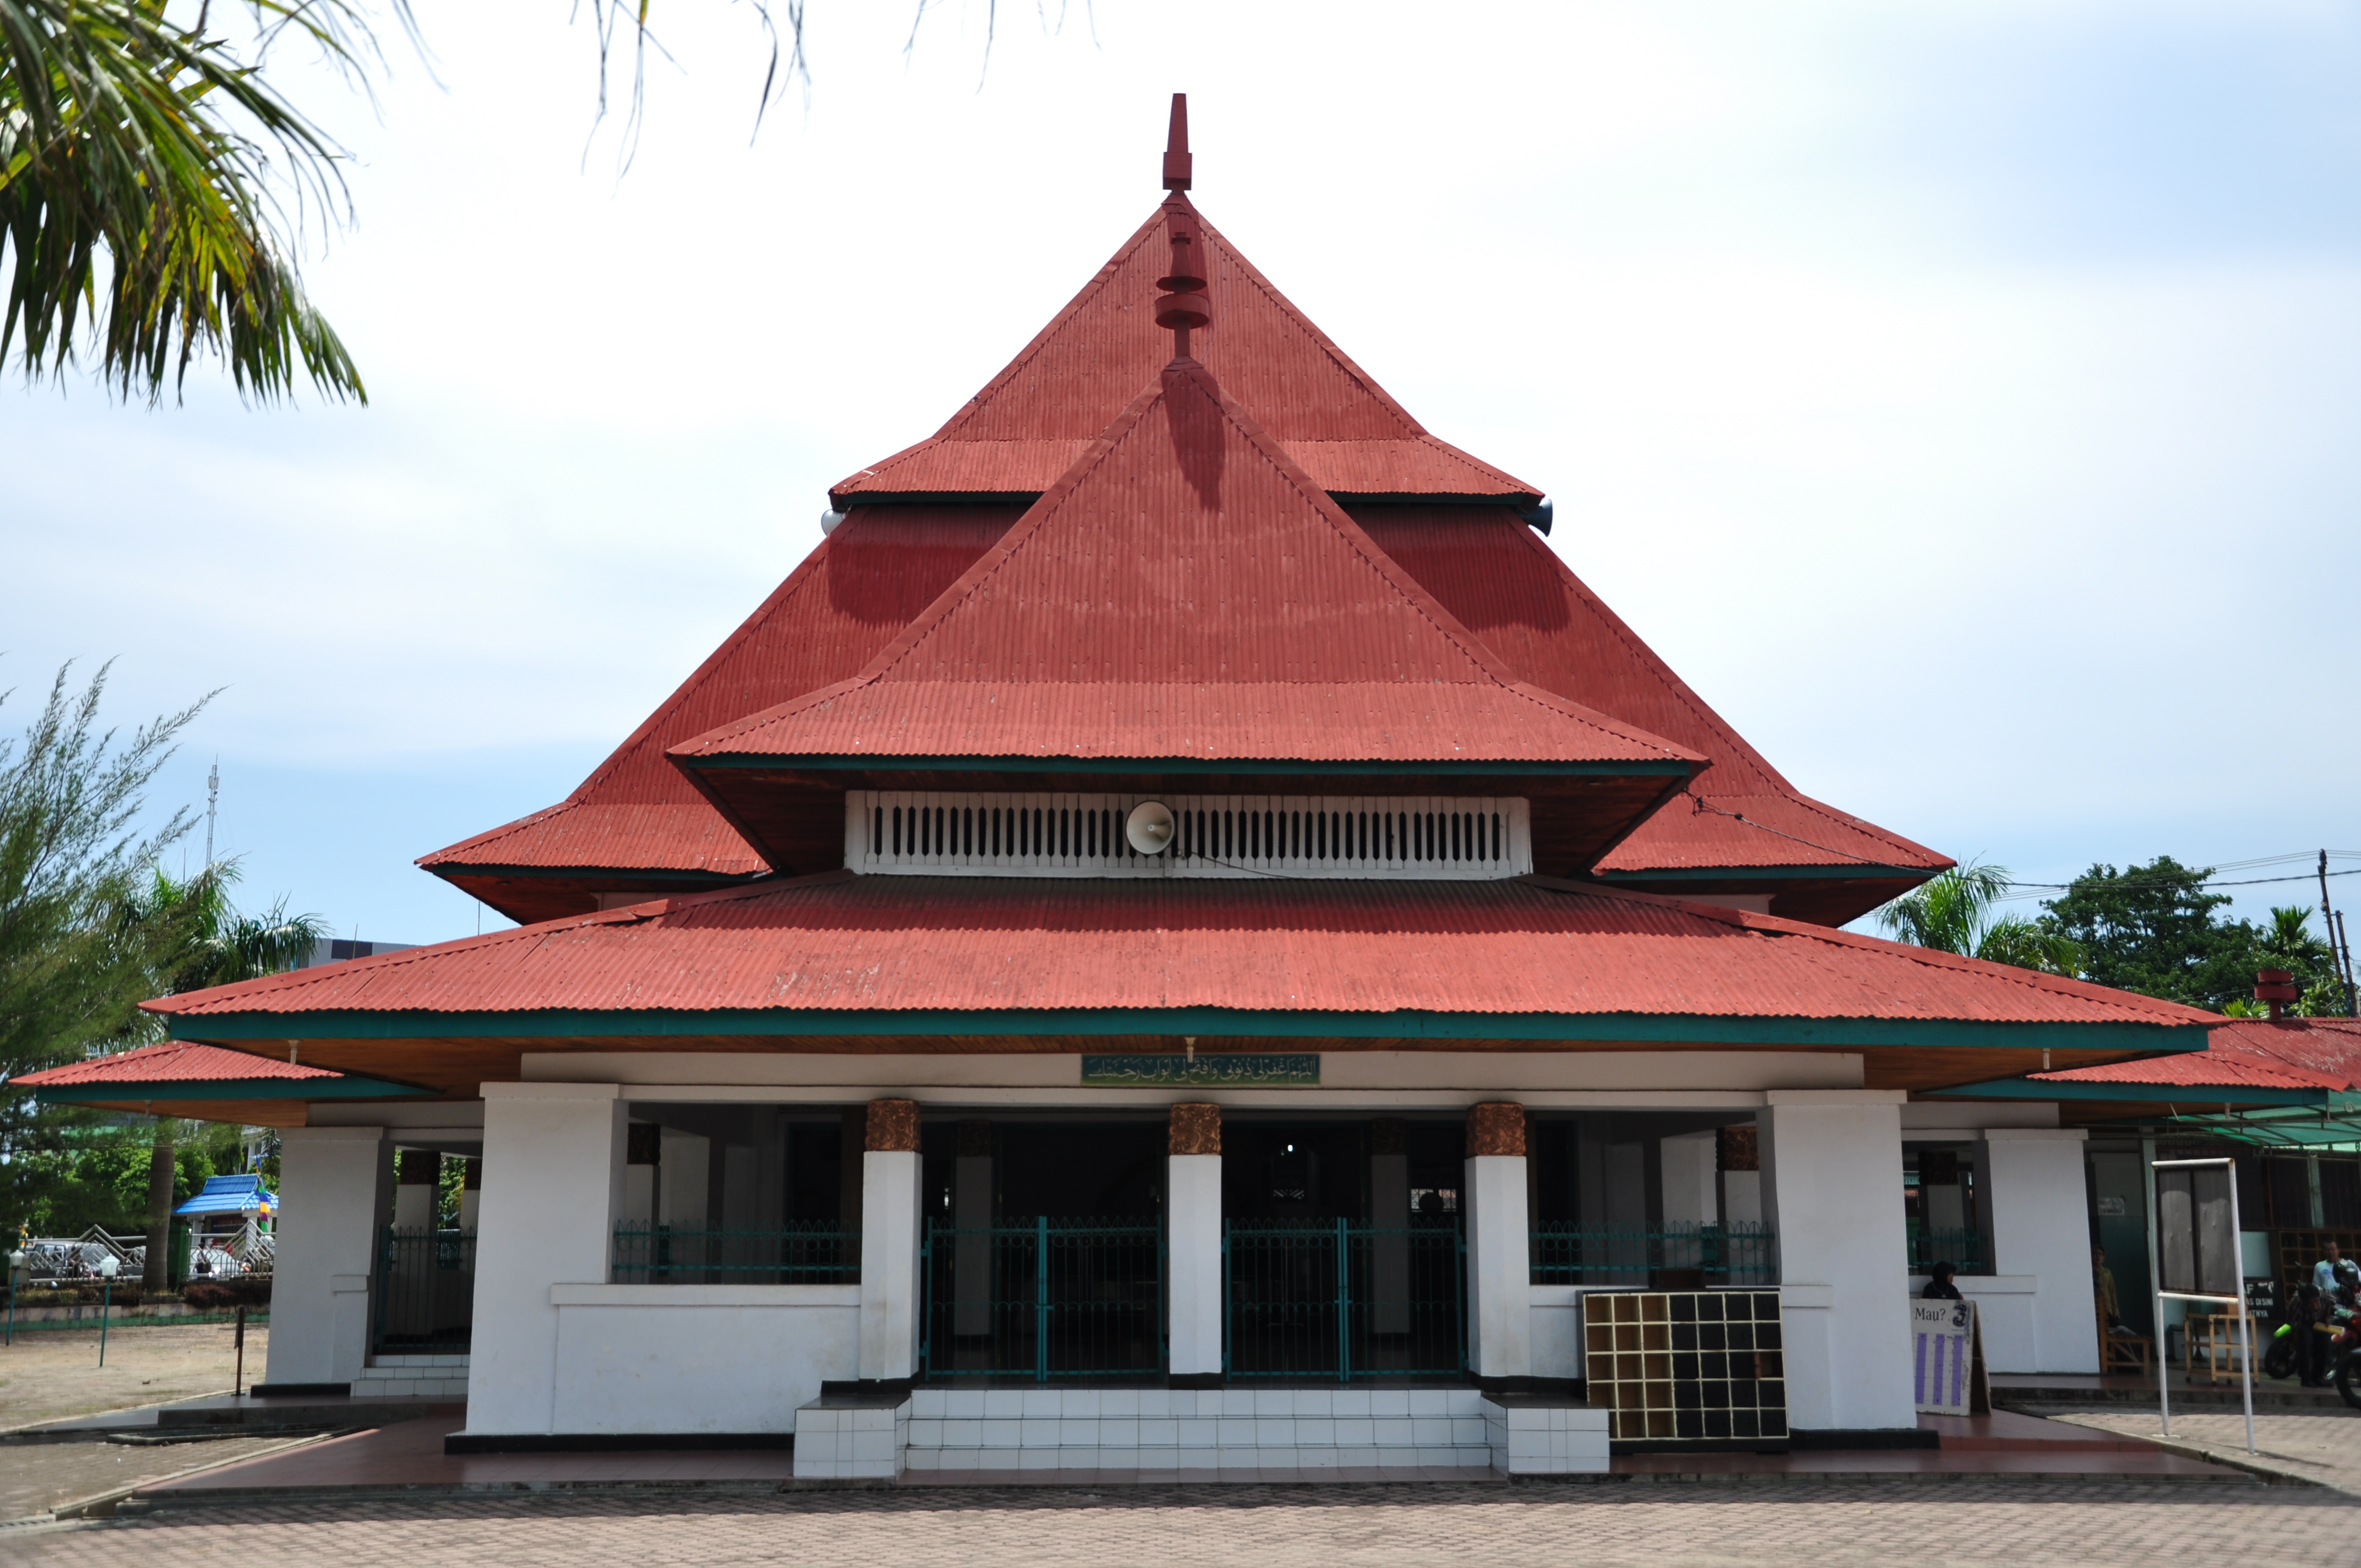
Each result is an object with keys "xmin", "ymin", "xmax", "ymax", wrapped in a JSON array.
[
  {"xmin": 161, "ymin": 1007, "xmax": 2214, "ymax": 1055},
  {"xmin": 1923, "ymin": 1076, "xmax": 2330, "ymax": 1108}
]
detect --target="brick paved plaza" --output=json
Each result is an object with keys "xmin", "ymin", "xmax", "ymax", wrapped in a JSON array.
[{"xmin": 6, "ymin": 1481, "xmax": 2357, "ymax": 1567}]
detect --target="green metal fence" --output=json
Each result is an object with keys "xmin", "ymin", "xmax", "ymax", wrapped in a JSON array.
[
  {"xmin": 920, "ymin": 1217, "xmax": 1165, "ymax": 1381},
  {"xmin": 1223, "ymin": 1218, "xmax": 1465, "ymax": 1381},
  {"xmin": 375, "ymin": 1228, "xmax": 476, "ymax": 1354},
  {"xmin": 1528, "ymin": 1223, "xmax": 1779, "ymax": 1286},
  {"xmin": 1906, "ymin": 1227, "xmax": 1985, "ymax": 1275},
  {"xmin": 610, "ymin": 1225, "xmax": 860, "ymax": 1284}
]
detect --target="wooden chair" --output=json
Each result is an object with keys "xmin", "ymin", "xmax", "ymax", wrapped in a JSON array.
[
  {"xmin": 2098, "ymin": 1302, "xmax": 2153, "ymax": 1374},
  {"xmin": 2182, "ymin": 1312, "xmax": 2247, "ymax": 1382}
]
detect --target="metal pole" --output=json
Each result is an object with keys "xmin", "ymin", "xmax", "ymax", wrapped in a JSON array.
[
  {"xmin": 98, "ymin": 1276, "xmax": 111, "ymax": 1368},
  {"xmin": 233, "ymin": 1304, "xmax": 246, "ymax": 1398},
  {"xmin": 1336, "ymin": 1217, "xmax": 1350, "ymax": 1386},
  {"xmin": 1035, "ymin": 1215, "xmax": 1049, "ymax": 1385},
  {"xmin": 2229, "ymin": 1168, "xmax": 2255, "ymax": 1455},
  {"xmin": 2151, "ymin": 1155, "xmax": 2169, "ymax": 1438}
]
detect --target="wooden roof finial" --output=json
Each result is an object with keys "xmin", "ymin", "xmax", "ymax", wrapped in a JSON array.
[{"xmin": 1163, "ymin": 92, "xmax": 1192, "ymax": 191}]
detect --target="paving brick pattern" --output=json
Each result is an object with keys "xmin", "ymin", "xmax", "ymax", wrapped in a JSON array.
[
  {"xmin": 8, "ymin": 1482, "xmax": 2357, "ymax": 1566},
  {"xmin": 2046, "ymin": 1407, "xmax": 2361, "ymax": 1495}
]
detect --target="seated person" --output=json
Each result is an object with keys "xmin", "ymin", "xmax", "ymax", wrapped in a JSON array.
[{"xmin": 1922, "ymin": 1260, "xmax": 1965, "ymax": 1301}]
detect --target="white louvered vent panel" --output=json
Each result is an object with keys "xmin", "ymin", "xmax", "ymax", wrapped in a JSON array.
[{"xmin": 846, "ymin": 793, "xmax": 1531, "ymax": 880}]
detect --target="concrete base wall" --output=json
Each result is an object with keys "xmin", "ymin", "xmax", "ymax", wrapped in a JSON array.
[
  {"xmin": 266, "ymin": 1128, "xmax": 391, "ymax": 1387},
  {"xmin": 549, "ymin": 1286, "xmax": 858, "ymax": 1434}
]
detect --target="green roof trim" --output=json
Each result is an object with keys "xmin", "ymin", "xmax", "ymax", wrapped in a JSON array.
[
  {"xmin": 32, "ymin": 1073, "xmax": 432, "ymax": 1106},
  {"xmin": 160, "ymin": 1007, "xmax": 2212, "ymax": 1054},
  {"xmin": 1923, "ymin": 1076, "xmax": 2330, "ymax": 1108}
]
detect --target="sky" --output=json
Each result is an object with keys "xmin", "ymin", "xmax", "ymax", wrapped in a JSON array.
[{"xmin": 6, "ymin": 0, "xmax": 2359, "ymax": 945}]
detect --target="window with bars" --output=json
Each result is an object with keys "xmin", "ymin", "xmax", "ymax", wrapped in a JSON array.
[{"xmin": 846, "ymin": 792, "xmax": 1532, "ymax": 879}]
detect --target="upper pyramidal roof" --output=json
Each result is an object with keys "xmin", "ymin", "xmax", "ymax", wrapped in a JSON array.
[
  {"xmin": 677, "ymin": 361, "xmax": 1699, "ymax": 771},
  {"xmin": 833, "ymin": 101, "xmax": 1535, "ymax": 507}
]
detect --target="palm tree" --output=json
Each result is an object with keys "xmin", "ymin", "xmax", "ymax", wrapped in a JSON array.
[
  {"xmin": 1877, "ymin": 861, "xmax": 2083, "ymax": 978},
  {"xmin": 117, "ymin": 858, "xmax": 322, "ymax": 1287},
  {"xmin": 1, "ymin": 0, "xmax": 387, "ymax": 402}
]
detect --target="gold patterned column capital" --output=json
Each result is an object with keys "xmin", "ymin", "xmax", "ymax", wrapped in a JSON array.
[
  {"xmin": 1465, "ymin": 1102, "xmax": 1526, "ymax": 1158},
  {"xmin": 865, "ymin": 1098, "xmax": 920, "ymax": 1153},
  {"xmin": 1169, "ymin": 1103, "xmax": 1222, "ymax": 1156}
]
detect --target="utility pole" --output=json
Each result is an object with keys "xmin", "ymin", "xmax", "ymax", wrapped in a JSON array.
[
  {"xmin": 2321, "ymin": 851, "xmax": 2357, "ymax": 1018},
  {"xmin": 204, "ymin": 760, "xmax": 219, "ymax": 869}
]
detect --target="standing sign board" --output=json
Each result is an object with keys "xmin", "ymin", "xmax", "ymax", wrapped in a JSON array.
[
  {"xmin": 1910, "ymin": 1299, "xmax": 1986, "ymax": 1415},
  {"xmin": 2151, "ymin": 1156, "xmax": 2256, "ymax": 1455}
]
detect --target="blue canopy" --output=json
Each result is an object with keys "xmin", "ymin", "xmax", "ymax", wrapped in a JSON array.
[{"xmin": 174, "ymin": 1174, "xmax": 278, "ymax": 1217}]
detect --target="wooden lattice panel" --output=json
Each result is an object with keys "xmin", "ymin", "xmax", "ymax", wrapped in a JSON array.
[{"xmin": 1582, "ymin": 1290, "xmax": 1789, "ymax": 1447}]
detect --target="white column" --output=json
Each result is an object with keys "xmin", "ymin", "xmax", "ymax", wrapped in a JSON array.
[
  {"xmin": 263, "ymin": 1126, "xmax": 392, "ymax": 1389},
  {"xmin": 1464, "ymin": 1103, "xmax": 1531, "ymax": 1380},
  {"xmin": 1758, "ymin": 1091, "xmax": 1913, "ymax": 1431},
  {"xmin": 1166, "ymin": 1103, "xmax": 1223, "ymax": 1377},
  {"xmin": 857, "ymin": 1100, "xmax": 923, "ymax": 1382},
  {"xmin": 1661, "ymin": 1132, "xmax": 1719, "ymax": 1226},
  {"xmin": 465, "ymin": 1084, "xmax": 624, "ymax": 1435},
  {"xmin": 1984, "ymin": 1127, "xmax": 2100, "ymax": 1373}
]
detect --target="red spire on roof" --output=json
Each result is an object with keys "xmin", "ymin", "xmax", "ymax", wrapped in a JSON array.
[{"xmin": 1162, "ymin": 92, "xmax": 1192, "ymax": 191}]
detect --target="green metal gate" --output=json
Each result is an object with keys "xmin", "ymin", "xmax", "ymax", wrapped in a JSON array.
[
  {"xmin": 920, "ymin": 1217, "xmax": 1165, "ymax": 1381},
  {"xmin": 374, "ymin": 1228, "xmax": 476, "ymax": 1354},
  {"xmin": 1223, "ymin": 1218, "xmax": 1465, "ymax": 1381}
]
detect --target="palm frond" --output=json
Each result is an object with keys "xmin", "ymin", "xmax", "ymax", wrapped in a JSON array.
[{"xmin": 0, "ymin": 0, "xmax": 394, "ymax": 402}]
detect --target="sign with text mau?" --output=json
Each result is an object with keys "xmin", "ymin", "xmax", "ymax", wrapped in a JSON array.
[{"xmin": 1911, "ymin": 1299, "xmax": 1988, "ymax": 1416}]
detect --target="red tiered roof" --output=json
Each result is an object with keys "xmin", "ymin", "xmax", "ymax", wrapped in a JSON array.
[
  {"xmin": 673, "ymin": 364, "xmax": 1700, "ymax": 774},
  {"xmin": 12, "ymin": 1041, "xmax": 336, "ymax": 1087},
  {"xmin": 1357, "ymin": 508, "xmax": 1949, "ymax": 923},
  {"xmin": 2035, "ymin": 1015, "xmax": 2361, "ymax": 1093},
  {"xmin": 420, "ymin": 505, "xmax": 1021, "ymax": 923},
  {"xmin": 148, "ymin": 874, "xmax": 2211, "ymax": 1044},
  {"xmin": 831, "ymin": 199, "xmax": 1536, "ymax": 507}
]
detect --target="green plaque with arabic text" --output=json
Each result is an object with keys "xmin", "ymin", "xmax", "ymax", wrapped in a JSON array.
[{"xmin": 1080, "ymin": 1053, "xmax": 1320, "ymax": 1087}]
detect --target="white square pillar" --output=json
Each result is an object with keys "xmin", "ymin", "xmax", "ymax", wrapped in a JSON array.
[
  {"xmin": 1984, "ymin": 1127, "xmax": 2099, "ymax": 1373},
  {"xmin": 465, "ymin": 1084, "xmax": 625, "ymax": 1435},
  {"xmin": 1758, "ymin": 1091, "xmax": 1913, "ymax": 1432},
  {"xmin": 263, "ymin": 1126, "xmax": 393, "ymax": 1389},
  {"xmin": 1166, "ymin": 1103, "xmax": 1223, "ymax": 1376},
  {"xmin": 858, "ymin": 1099, "xmax": 923, "ymax": 1382},
  {"xmin": 1661, "ymin": 1131, "xmax": 1720, "ymax": 1226},
  {"xmin": 1464, "ymin": 1103, "xmax": 1531, "ymax": 1380}
]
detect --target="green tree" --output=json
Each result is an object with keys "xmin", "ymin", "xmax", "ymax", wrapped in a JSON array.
[
  {"xmin": 2037, "ymin": 857, "xmax": 2265, "ymax": 1011},
  {"xmin": 1876, "ymin": 861, "xmax": 2083, "ymax": 976},
  {"xmin": 114, "ymin": 860, "xmax": 322, "ymax": 1281},
  {"xmin": 1, "ymin": 1, "xmax": 389, "ymax": 402}
]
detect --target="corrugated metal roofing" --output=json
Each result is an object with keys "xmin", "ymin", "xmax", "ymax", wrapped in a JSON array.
[
  {"xmin": 148, "ymin": 873, "xmax": 2216, "ymax": 1028},
  {"xmin": 676, "ymin": 366, "xmax": 1702, "ymax": 769},
  {"xmin": 833, "ymin": 199, "xmax": 1536, "ymax": 504},
  {"xmin": 421, "ymin": 505, "xmax": 1018, "ymax": 880},
  {"xmin": 1356, "ymin": 508, "xmax": 1947, "ymax": 877},
  {"xmin": 12, "ymin": 1040, "xmax": 335, "ymax": 1086},
  {"xmin": 2039, "ymin": 1015, "xmax": 2361, "ymax": 1092}
]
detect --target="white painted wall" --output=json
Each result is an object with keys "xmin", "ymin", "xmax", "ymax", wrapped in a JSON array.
[
  {"xmin": 465, "ymin": 1084, "xmax": 625, "ymax": 1435},
  {"xmin": 392, "ymin": 1176, "xmax": 436, "ymax": 1230},
  {"xmin": 550, "ymin": 1285, "xmax": 858, "ymax": 1433},
  {"xmin": 659, "ymin": 1131, "xmax": 708, "ymax": 1228},
  {"xmin": 858, "ymin": 1148, "xmax": 922, "ymax": 1380},
  {"xmin": 1723, "ymin": 1171, "xmax": 1762, "ymax": 1226},
  {"xmin": 1983, "ymin": 1128, "xmax": 2100, "ymax": 1374},
  {"xmin": 1531, "ymin": 1284, "xmax": 1584, "ymax": 1380},
  {"xmin": 266, "ymin": 1127, "xmax": 392, "ymax": 1387},
  {"xmin": 1661, "ymin": 1132, "xmax": 1719, "ymax": 1226},
  {"xmin": 1465, "ymin": 1153, "xmax": 1531, "ymax": 1379},
  {"xmin": 1758, "ymin": 1092, "xmax": 1914, "ymax": 1431},
  {"xmin": 1168, "ymin": 1154, "xmax": 1222, "ymax": 1375}
]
